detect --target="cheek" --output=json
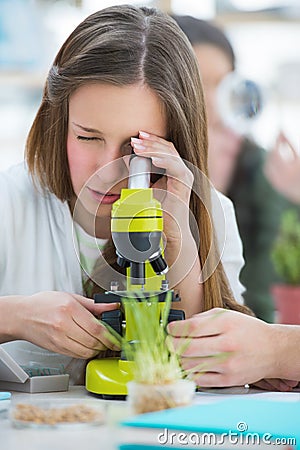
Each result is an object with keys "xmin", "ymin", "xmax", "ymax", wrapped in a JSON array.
[{"xmin": 67, "ymin": 135, "xmax": 95, "ymax": 194}]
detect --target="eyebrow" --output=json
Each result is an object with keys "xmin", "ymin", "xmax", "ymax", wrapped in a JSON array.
[{"xmin": 72, "ymin": 122, "xmax": 103, "ymax": 134}]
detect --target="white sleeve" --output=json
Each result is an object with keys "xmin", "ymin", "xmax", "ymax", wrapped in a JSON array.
[{"xmin": 211, "ymin": 189, "xmax": 246, "ymax": 304}]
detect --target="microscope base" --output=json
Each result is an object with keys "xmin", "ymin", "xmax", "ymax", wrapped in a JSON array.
[{"xmin": 85, "ymin": 358, "xmax": 133, "ymax": 397}]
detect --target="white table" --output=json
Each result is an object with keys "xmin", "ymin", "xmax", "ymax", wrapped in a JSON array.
[{"xmin": 1, "ymin": 386, "xmax": 300, "ymax": 450}]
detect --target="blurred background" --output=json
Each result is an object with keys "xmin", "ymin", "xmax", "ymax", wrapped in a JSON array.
[{"xmin": 0, "ymin": 0, "xmax": 300, "ymax": 170}]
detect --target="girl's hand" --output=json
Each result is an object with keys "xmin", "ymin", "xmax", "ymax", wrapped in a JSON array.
[
  {"xmin": 14, "ymin": 292, "xmax": 120, "ymax": 358},
  {"xmin": 167, "ymin": 308, "xmax": 281, "ymax": 387},
  {"xmin": 131, "ymin": 131, "xmax": 194, "ymax": 242}
]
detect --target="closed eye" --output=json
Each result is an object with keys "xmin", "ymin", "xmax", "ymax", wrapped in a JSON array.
[{"xmin": 77, "ymin": 136, "xmax": 103, "ymax": 141}]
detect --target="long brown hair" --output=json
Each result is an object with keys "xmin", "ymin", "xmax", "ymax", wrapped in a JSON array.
[{"xmin": 26, "ymin": 5, "xmax": 251, "ymax": 315}]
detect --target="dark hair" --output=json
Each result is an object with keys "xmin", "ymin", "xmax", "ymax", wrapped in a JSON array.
[
  {"xmin": 26, "ymin": 5, "xmax": 250, "ymax": 314},
  {"xmin": 172, "ymin": 15, "xmax": 235, "ymax": 70}
]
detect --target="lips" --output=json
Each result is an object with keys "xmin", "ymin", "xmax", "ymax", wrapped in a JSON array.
[{"xmin": 87, "ymin": 187, "xmax": 120, "ymax": 204}]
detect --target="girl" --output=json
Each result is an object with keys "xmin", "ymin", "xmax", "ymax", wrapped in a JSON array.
[{"xmin": 0, "ymin": 5, "xmax": 250, "ymax": 384}]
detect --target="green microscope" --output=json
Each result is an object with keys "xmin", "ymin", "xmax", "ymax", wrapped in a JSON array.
[{"xmin": 85, "ymin": 155, "xmax": 184, "ymax": 398}]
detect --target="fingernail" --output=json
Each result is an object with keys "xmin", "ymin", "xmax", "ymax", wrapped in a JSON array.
[
  {"xmin": 133, "ymin": 143, "xmax": 146, "ymax": 150},
  {"xmin": 139, "ymin": 131, "xmax": 150, "ymax": 138},
  {"xmin": 131, "ymin": 137, "xmax": 143, "ymax": 144}
]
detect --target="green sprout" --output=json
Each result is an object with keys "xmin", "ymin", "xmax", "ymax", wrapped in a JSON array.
[
  {"xmin": 101, "ymin": 292, "xmax": 185, "ymax": 384},
  {"xmin": 100, "ymin": 292, "xmax": 228, "ymax": 386}
]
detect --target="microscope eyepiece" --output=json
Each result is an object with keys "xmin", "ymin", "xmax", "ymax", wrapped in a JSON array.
[{"xmin": 116, "ymin": 252, "xmax": 130, "ymax": 269}]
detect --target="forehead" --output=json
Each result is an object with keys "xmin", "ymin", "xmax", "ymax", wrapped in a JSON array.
[
  {"xmin": 193, "ymin": 44, "xmax": 232, "ymax": 87},
  {"xmin": 69, "ymin": 83, "xmax": 167, "ymax": 138}
]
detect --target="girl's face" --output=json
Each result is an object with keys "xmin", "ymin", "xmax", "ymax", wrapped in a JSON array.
[{"xmin": 67, "ymin": 83, "xmax": 167, "ymax": 219}]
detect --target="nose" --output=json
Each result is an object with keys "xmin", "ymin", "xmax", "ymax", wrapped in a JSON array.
[{"xmin": 96, "ymin": 145, "xmax": 129, "ymax": 186}]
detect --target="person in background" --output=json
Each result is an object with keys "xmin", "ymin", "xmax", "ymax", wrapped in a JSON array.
[
  {"xmin": 173, "ymin": 15, "xmax": 290, "ymax": 323},
  {"xmin": 265, "ymin": 132, "xmax": 300, "ymax": 205}
]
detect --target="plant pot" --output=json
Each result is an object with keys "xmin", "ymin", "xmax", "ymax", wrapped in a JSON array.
[
  {"xmin": 127, "ymin": 379, "xmax": 196, "ymax": 415},
  {"xmin": 271, "ymin": 284, "xmax": 300, "ymax": 324}
]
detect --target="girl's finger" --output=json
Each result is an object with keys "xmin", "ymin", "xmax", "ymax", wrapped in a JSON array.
[
  {"xmin": 73, "ymin": 294, "xmax": 120, "ymax": 315},
  {"xmin": 180, "ymin": 354, "xmax": 228, "ymax": 374},
  {"xmin": 171, "ymin": 335, "xmax": 227, "ymax": 358},
  {"xmin": 168, "ymin": 308, "xmax": 228, "ymax": 338},
  {"xmin": 131, "ymin": 134, "xmax": 193, "ymax": 187}
]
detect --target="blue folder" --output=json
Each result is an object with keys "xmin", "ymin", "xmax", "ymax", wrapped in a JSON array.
[
  {"xmin": 0, "ymin": 391, "xmax": 11, "ymax": 401},
  {"xmin": 121, "ymin": 397, "xmax": 300, "ymax": 449}
]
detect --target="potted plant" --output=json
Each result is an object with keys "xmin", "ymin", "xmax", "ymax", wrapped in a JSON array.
[
  {"xmin": 107, "ymin": 292, "xmax": 196, "ymax": 415},
  {"xmin": 271, "ymin": 209, "xmax": 300, "ymax": 324}
]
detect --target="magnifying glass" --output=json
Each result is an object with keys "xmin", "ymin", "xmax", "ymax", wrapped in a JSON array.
[{"xmin": 217, "ymin": 72, "xmax": 263, "ymax": 134}]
